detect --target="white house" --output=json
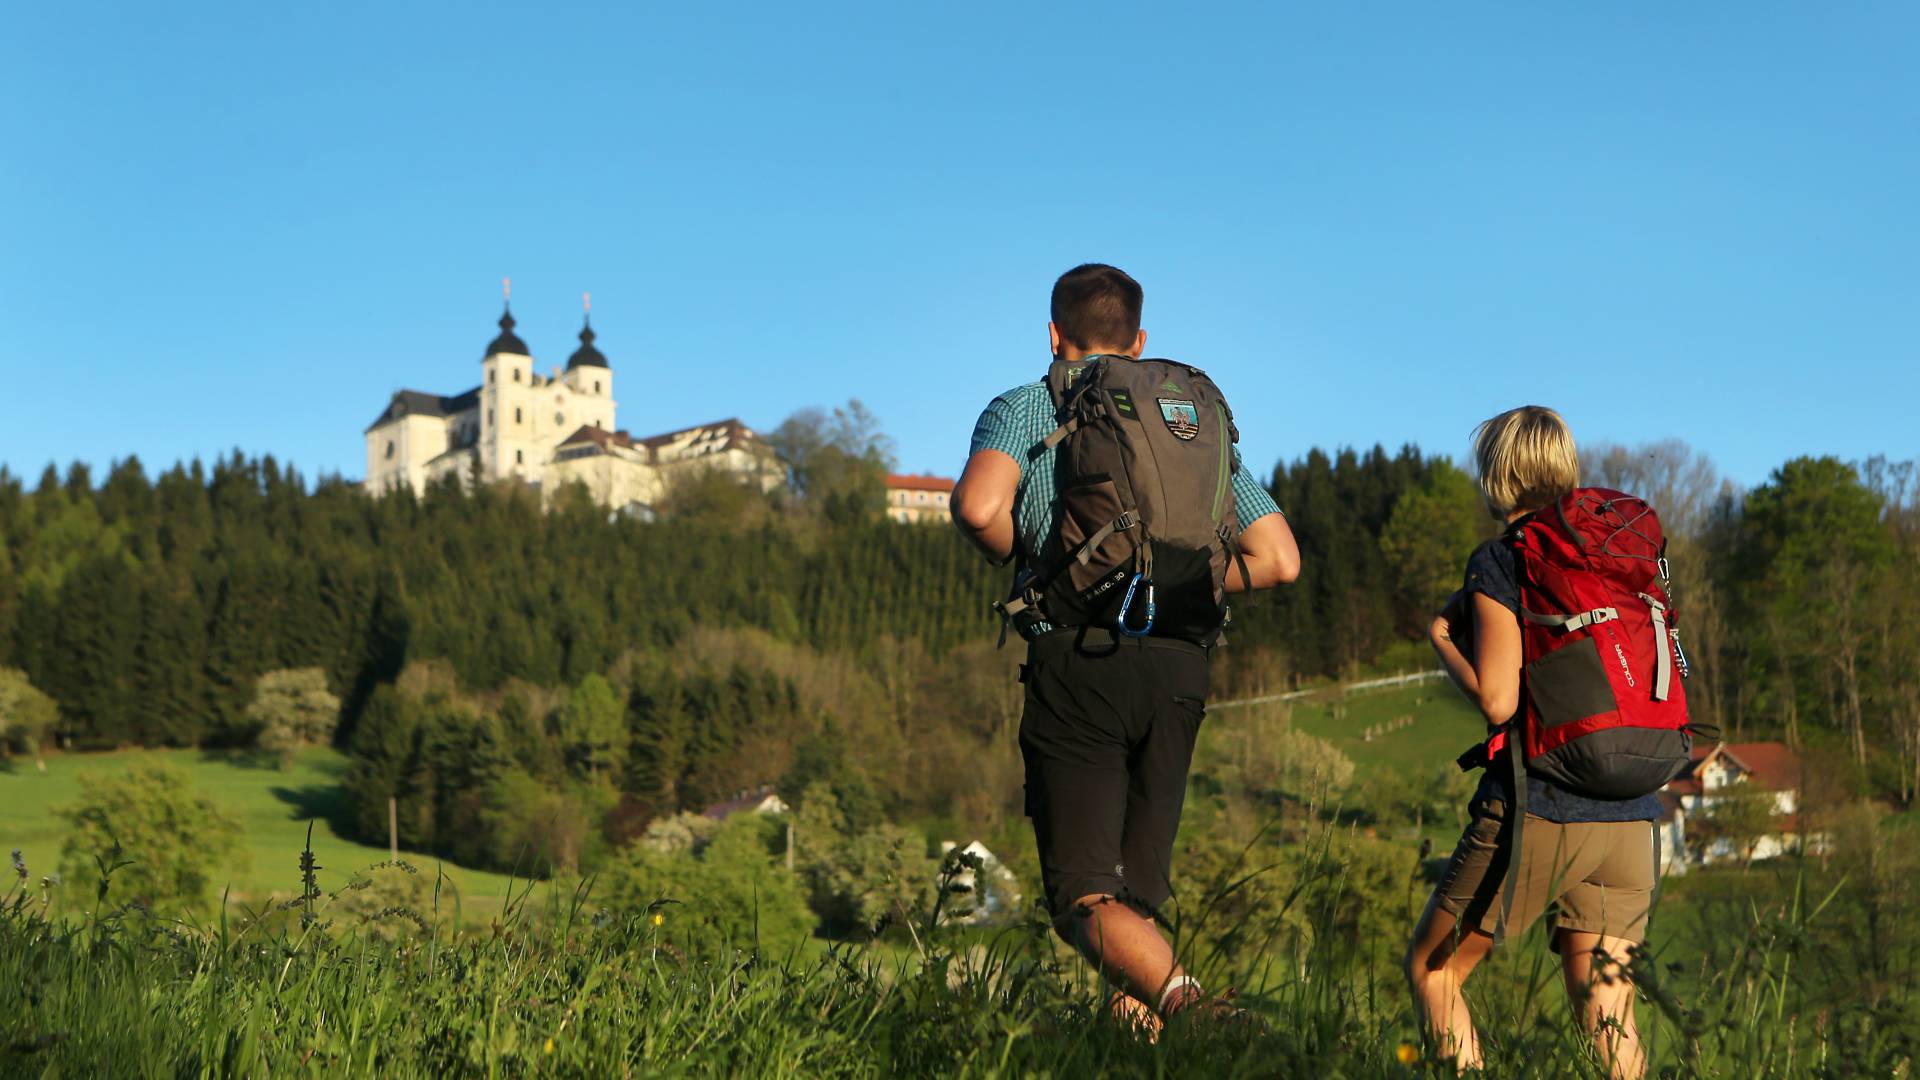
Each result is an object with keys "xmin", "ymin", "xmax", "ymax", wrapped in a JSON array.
[
  {"xmin": 1660, "ymin": 742, "xmax": 1807, "ymax": 868},
  {"xmin": 364, "ymin": 292, "xmax": 780, "ymax": 513},
  {"xmin": 937, "ymin": 840, "xmax": 1021, "ymax": 924}
]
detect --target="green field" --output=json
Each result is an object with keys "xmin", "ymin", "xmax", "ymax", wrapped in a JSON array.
[
  {"xmin": 0, "ymin": 747, "xmax": 528, "ymax": 917},
  {"xmin": 1285, "ymin": 677, "xmax": 1484, "ymax": 773}
]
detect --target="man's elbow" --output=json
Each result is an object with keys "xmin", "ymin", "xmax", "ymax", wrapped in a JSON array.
[
  {"xmin": 1269, "ymin": 550, "xmax": 1301, "ymax": 585},
  {"xmin": 950, "ymin": 491, "xmax": 1002, "ymax": 536}
]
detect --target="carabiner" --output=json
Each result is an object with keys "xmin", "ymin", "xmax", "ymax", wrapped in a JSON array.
[{"xmin": 1117, "ymin": 573, "xmax": 1155, "ymax": 638}]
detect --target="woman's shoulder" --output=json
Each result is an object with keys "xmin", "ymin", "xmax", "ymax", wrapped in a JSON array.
[{"xmin": 1463, "ymin": 536, "xmax": 1520, "ymax": 610}]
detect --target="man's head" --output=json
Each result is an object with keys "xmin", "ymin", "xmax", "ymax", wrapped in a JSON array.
[{"xmin": 1049, "ymin": 263, "xmax": 1146, "ymax": 359}]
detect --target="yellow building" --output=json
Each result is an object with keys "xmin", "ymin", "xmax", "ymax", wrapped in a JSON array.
[{"xmin": 886, "ymin": 473, "xmax": 954, "ymax": 524}]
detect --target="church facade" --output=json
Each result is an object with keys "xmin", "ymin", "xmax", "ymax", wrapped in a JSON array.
[{"xmin": 364, "ymin": 301, "xmax": 780, "ymax": 514}]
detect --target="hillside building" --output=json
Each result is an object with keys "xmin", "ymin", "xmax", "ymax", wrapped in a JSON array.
[
  {"xmin": 886, "ymin": 474, "xmax": 955, "ymax": 524},
  {"xmin": 364, "ymin": 295, "xmax": 779, "ymax": 514}
]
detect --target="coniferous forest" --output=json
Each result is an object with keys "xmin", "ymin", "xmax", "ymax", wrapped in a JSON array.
[{"xmin": 2, "ymin": 433, "xmax": 1916, "ymax": 877}]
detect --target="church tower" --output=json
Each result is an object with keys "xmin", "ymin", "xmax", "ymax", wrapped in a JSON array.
[
  {"xmin": 563, "ymin": 292, "xmax": 616, "ymax": 432},
  {"xmin": 478, "ymin": 280, "xmax": 536, "ymax": 482}
]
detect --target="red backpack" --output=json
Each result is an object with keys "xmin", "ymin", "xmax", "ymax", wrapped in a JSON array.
[{"xmin": 1478, "ymin": 487, "xmax": 1694, "ymax": 799}]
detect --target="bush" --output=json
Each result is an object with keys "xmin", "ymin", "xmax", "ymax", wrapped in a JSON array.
[
  {"xmin": 0, "ymin": 667, "xmax": 58, "ymax": 757},
  {"xmin": 331, "ymin": 863, "xmax": 441, "ymax": 943},
  {"xmin": 247, "ymin": 667, "xmax": 341, "ymax": 765},
  {"xmin": 56, "ymin": 763, "xmax": 247, "ymax": 912},
  {"xmin": 600, "ymin": 813, "xmax": 813, "ymax": 955}
]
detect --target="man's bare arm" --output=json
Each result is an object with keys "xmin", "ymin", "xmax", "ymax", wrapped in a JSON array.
[
  {"xmin": 951, "ymin": 449, "xmax": 1021, "ymax": 562},
  {"xmin": 1225, "ymin": 511, "xmax": 1301, "ymax": 592}
]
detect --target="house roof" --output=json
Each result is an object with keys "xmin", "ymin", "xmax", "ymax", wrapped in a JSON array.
[
  {"xmin": 700, "ymin": 790, "xmax": 787, "ymax": 821},
  {"xmin": 1666, "ymin": 741, "xmax": 1803, "ymax": 794},
  {"xmin": 556, "ymin": 425, "xmax": 638, "ymax": 452},
  {"xmin": 887, "ymin": 473, "xmax": 955, "ymax": 493},
  {"xmin": 1716, "ymin": 743, "xmax": 1802, "ymax": 791},
  {"xmin": 366, "ymin": 386, "xmax": 481, "ymax": 432}
]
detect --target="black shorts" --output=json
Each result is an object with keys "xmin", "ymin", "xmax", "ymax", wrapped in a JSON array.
[{"xmin": 1019, "ymin": 627, "xmax": 1210, "ymax": 922}]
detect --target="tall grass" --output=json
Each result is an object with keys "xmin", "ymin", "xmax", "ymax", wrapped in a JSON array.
[{"xmin": 0, "ymin": 827, "xmax": 1910, "ymax": 1077}]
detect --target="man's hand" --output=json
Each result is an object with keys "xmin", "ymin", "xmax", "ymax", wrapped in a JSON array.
[
  {"xmin": 1225, "ymin": 511, "xmax": 1301, "ymax": 592},
  {"xmin": 951, "ymin": 449, "xmax": 1021, "ymax": 562}
]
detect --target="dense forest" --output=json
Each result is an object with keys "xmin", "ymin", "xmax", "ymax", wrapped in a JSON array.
[{"xmin": 1, "ymin": 425, "xmax": 1916, "ymax": 876}]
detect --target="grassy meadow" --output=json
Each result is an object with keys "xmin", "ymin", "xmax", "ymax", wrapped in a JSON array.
[
  {"xmin": 0, "ymin": 747, "xmax": 530, "ymax": 919},
  {"xmin": 5, "ymin": 681, "xmax": 1917, "ymax": 1075}
]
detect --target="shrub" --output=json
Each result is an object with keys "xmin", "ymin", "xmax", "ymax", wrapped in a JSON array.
[
  {"xmin": 0, "ymin": 667, "xmax": 58, "ymax": 757},
  {"xmin": 56, "ymin": 763, "xmax": 247, "ymax": 912},
  {"xmin": 332, "ymin": 862, "xmax": 441, "ymax": 943},
  {"xmin": 248, "ymin": 667, "xmax": 341, "ymax": 765},
  {"xmin": 600, "ymin": 813, "xmax": 813, "ymax": 955}
]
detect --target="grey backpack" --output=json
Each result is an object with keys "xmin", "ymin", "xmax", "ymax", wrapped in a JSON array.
[{"xmin": 996, "ymin": 356, "xmax": 1250, "ymax": 644}]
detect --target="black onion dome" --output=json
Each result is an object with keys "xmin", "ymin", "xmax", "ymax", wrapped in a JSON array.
[
  {"xmin": 567, "ymin": 318, "xmax": 609, "ymax": 370},
  {"xmin": 486, "ymin": 306, "xmax": 531, "ymax": 356}
]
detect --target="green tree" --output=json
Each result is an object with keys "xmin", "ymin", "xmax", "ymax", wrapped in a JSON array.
[
  {"xmin": 1378, "ymin": 461, "xmax": 1487, "ymax": 631},
  {"xmin": 248, "ymin": 667, "xmax": 342, "ymax": 766},
  {"xmin": 0, "ymin": 666, "xmax": 59, "ymax": 758},
  {"xmin": 558, "ymin": 673, "xmax": 627, "ymax": 784},
  {"xmin": 57, "ymin": 763, "xmax": 247, "ymax": 912}
]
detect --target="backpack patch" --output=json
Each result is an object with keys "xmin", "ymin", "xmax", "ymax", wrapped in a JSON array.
[{"xmin": 1158, "ymin": 398, "xmax": 1200, "ymax": 440}]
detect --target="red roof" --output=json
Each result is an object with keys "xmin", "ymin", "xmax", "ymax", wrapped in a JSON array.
[
  {"xmin": 887, "ymin": 473, "xmax": 954, "ymax": 493},
  {"xmin": 1716, "ymin": 743, "xmax": 1802, "ymax": 791},
  {"xmin": 1665, "ymin": 741, "xmax": 1802, "ymax": 795}
]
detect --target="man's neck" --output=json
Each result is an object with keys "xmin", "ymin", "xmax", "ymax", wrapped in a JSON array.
[{"xmin": 1057, "ymin": 347, "xmax": 1136, "ymax": 363}]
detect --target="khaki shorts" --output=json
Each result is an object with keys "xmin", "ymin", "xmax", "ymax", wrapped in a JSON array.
[{"xmin": 1433, "ymin": 799, "xmax": 1655, "ymax": 944}]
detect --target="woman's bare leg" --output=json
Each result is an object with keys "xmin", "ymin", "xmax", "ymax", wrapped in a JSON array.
[
  {"xmin": 1559, "ymin": 930, "xmax": 1645, "ymax": 1079},
  {"xmin": 1405, "ymin": 892, "xmax": 1496, "ymax": 1070}
]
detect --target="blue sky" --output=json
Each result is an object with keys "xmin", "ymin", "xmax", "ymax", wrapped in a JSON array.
[{"xmin": 2, "ymin": 3, "xmax": 1914, "ymax": 490}]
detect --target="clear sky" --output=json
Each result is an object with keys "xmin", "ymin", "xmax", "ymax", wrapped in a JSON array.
[{"xmin": 2, "ymin": 3, "xmax": 1914, "ymax": 490}]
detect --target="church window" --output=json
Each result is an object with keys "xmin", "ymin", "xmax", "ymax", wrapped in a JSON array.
[
  {"xmin": 385, "ymin": 440, "xmax": 395, "ymax": 460},
  {"xmin": 555, "ymin": 411, "xmax": 565, "ymax": 427},
  {"xmin": 594, "ymin": 419, "xmax": 602, "ymax": 428},
  {"xmin": 487, "ymin": 408, "xmax": 493, "ymax": 425},
  {"xmin": 512, "ymin": 368, "xmax": 521, "ymax": 383},
  {"xmin": 594, "ymin": 380, "xmax": 602, "ymax": 393},
  {"xmin": 488, "ymin": 370, "xmax": 495, "ymax": 385},
  {"xmin": 515, "ymin": 407, "xmax": 522, "ymax": 424},
  {"xmin": 516, "ymin": 449, "xmax": 524, "ymax": 465}
]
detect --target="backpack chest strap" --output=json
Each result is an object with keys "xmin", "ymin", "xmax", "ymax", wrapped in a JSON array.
[{"xmin": 1521, "ymin": 606, "xmax": 1619, "ymax": 633}]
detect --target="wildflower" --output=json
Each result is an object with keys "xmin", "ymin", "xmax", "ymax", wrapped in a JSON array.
[
  {"xmin": 651, "ymin": 912, "xmax": 664, "ymax": 927},
  {"xmin": 11, "ymin": 849, "xmax": 24, "ymax": 883},
  {"xmin": 544, "ymin": 1038, "xmax": 555, "ymax": 1054},
  {"xmin": 1395, "ymin": 1042, "xmax": 1419, "ymax": 1065}
]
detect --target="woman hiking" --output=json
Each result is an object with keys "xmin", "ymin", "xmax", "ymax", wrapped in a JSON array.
[{"xmin": 1405, "ymin": 405, "xmax": 1683, "ymax": 1078}]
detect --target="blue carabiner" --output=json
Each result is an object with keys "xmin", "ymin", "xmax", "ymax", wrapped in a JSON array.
[{"xmin": 1117, "ymin": 573, "xmax": 1156, "ymax": 638}]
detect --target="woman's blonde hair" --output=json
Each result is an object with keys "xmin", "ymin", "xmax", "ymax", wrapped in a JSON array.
[{"xmin": 1471, "ymin": 405, "xmax": 1579, "ymax": 518}]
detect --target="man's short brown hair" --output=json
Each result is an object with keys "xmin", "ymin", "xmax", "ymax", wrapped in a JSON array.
[{"xmin": 1051, "ymin": 264, "xmax": 1143, "ymax": 352}]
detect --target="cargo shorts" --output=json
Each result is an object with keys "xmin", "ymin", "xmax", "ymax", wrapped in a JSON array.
[{"xmin": 1434, "ymin": 798, "xmax": 1656, "ymax": 944}]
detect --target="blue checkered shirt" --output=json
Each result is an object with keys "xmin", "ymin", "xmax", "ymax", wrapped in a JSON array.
[{"xmin": 969, "ymin": 373, "xmax": 1283, "ymax": 570}]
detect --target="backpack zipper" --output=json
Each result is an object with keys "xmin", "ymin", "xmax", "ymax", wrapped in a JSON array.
[{"xmin": 1210, "ymin": 401, "xmax": 1231, "ymax": 522}]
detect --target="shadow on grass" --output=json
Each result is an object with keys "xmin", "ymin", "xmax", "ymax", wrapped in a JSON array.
[
  {"xmin": 270, "ymin": 784, "xmax": 357, "ymax": 839},
  {"xmin": 198, "ymin": 748, "xmax": 282, "ymax": 770}
]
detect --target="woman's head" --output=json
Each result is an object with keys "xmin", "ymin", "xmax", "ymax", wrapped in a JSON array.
[{"xmin": 1472, "ymin": 405, "xmax": 1579, "ymax": 519}]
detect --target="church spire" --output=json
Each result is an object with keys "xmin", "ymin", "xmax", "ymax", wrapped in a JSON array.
[
  {"xmin": 485, "ymin": 277, "xmax": 531, "ymax": 357},
  {"xmin": 566, "ymin": 290, "xmax": 609, "ymax": 370}
]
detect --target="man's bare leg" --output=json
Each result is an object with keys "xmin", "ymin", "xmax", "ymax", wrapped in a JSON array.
[
  {"xmin": 1559, "ymin": 931, "xmax": 1645, "ymax": 1079},
  {"xmin": 1064, "ymin": 894, "xmax": 1203, "ymax": 1017},
  {"xmin": 1405, "ymin": 893, "xmax": 1495, "ymax": 1070}
]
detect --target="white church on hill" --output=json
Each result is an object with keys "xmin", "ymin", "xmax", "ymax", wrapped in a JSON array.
[{"xmin": 364, "ymin": 292, "xmax": 780, "ymax": 515}]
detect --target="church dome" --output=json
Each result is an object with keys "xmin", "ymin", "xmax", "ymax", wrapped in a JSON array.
[
  {"xmin": 486, "ymin": 306, "xmax": 531, "ymax": 357},
  {"xmin": 567, "ymin": 318, "xmax": 609, "ymax": 370}
]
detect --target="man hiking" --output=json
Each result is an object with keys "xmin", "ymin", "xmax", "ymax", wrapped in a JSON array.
[{"xmin": 951, "ymin": 263, "xmax": 1300, "ymax": 1027}]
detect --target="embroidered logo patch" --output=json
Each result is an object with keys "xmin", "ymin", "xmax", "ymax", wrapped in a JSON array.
[
  {"xmin": 1158, "ymin": 398, "xmax": 1200, "ymax": 440},
  {"xmin": 1159, "ymin": 378, "xmax": 1184, "ymax": 394}
]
